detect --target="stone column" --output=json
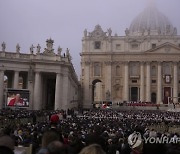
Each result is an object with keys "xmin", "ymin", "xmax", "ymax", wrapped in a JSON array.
[
  {"xmin": 55, "ymin": 73, "xmax": 63, "ymax": 110},
  {"xmin": 62, "ymin": 74, "xmax": 69, "ymax": 110},
  {"xmin": 105, "ymin": 61, "xmax": 112, "ymax": 100},
  {"xmin": 146, "ymin": 62, "xmax": 151, "ymax": 102},
  {"xmin": 100, "ymin": 83, "xmax": 103, "ymax": 101},
  {"xmin": 173, "ymin": 62, "xmax": 178, "ymax": 103},
  {"xmin": 28, "ymin": 67, "xmax": 34, "ymax": 109},
  {"xmin": 28, "ymin": 81, "xmax": 33, "ymax": 110},
  {"xmin": 33, "ymin": 72, "xmax": 41, "ymax": 110},
  {"xmin": 123, "ymin": 62, "xmax": 129, "ymax": 102},
  {"xmin": 0, "ymin": 70, "xmax": 4, "ymax": 109},
  {"xmin": 102, "ymin": 84, "xmax": 105, "ymax": 101},
  {"xmin": 13, "ymin": 71, "xmax": 19, "ymax": 89},
  {"xmin": 140, "ymin": 62, "xmax": 145, "ymax": 102},
  {"xmin": 83, "ymin": 61, "xmax": 91, "ymax": 108},
  {"xmin": 89, "ymin": 84, "xmax": 93, "ymax": 105},
  {"xmin": 157, "ymin": 62, "xmax": 162, "ymax": 104}
]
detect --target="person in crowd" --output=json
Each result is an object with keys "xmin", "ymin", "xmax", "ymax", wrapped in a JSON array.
[
  {"xmin": 0, "ymin": 146, "xmax": 14, "ymax": 154},
  {"xmin": 47, "ymin": 141, "xmax": 67, "ymax": 154},
  {"xmin": 8, "ymin": 94, "xmax": 24, "ymax": 106},
  {"xmin": 85, "ymin": 125, "xmax": 107, "ymax": 152},
  {"xmin": 79, "ymin": 144, "xmax": 105, "ymax": 154},
  {"xmin": 0, "ymin": 135, "xmax": 15, "ymax": 152},
  {"xmin": 50, "ymin": 113, "xmax": 64, "ymax": 144},
  {"xmin": 37, "ymin": 130, "xmax": 60, "ymax": 154}
]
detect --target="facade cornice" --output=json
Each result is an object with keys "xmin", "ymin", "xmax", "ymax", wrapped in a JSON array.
[
  {"xmin": 81, "ymin": 51, "xmax": 180, "ymax": 56},
  {"xmin": 104, "ymin": 61, "xmax": 113, "ymax": 66},
  {"xmin": 0, "ymin": 56, "xmax": 68, "ymax": 66},
  {"xmin": 83, "ymin": 55, "xmax": 180, "ymax": 63},
  {"xmin": 0, "ymin": 51, "xmax": 67, "ymax": 62},
  {"xmin": 82, "ymin": 35, "xmax": 180, "ymax": 42}
]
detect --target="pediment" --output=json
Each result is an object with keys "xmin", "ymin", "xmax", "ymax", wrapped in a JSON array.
[
  {"xmin": 145, "ymin": 42, "xmax": 180, "ymax": 54},
  {"xmin": 89, "ymin": 25, "xmax": 107, "ymax": 39}
]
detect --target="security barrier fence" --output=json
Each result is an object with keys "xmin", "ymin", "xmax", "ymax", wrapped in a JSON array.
[{"xmin": 0, "ymin": 116, "xmax": 47, "ymax": 127}]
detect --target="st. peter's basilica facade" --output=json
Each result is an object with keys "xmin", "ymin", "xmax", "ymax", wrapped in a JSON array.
[{"xmin": 81, "ymin": 4, "xmax": 180, "ymax": 108}]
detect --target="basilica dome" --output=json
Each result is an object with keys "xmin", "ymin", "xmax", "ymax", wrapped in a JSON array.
[{"xmin": 128, "ymin": 5, "xmax": 176, "ymax": 36}]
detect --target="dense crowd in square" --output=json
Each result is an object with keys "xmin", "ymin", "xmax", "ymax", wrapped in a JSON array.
[{"xmin": 0, "ymin": 108, "xmax": 180, "ymax": 154}]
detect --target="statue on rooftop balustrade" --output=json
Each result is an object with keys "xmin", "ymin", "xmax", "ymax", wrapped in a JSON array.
[
  {"xmin": 57, "ymin": 46, "xmax": 62, "ymax": 55},
  {"xmin": 107, "ymin": 28, "xmax": 112, "ymax": 37},
  {"xmin": 16, "ymin": 43, "xmax": 20, "ymax": 53},
  {"xmin": 30, "ymin": 44, "xmax": 35, "ymax": 54},
  {"xmin": 44, "ymin": 38, "xmax": 55, "ymax": 55},
  {"xmin": 1, "ymin": 42, "xmax": 6, "ymax": 52},
  {"xmin": 84, "ymin": 29, "xmax": 87, "ymax": 37},
  {"xmin": 37, "ymin": 44, "xmax": 41, "ymax": 54}
]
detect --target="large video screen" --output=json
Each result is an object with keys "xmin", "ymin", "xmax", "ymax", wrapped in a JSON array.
[{"xmin": 7, "ymin": 89, "xmax": 30, "ymax": 107}]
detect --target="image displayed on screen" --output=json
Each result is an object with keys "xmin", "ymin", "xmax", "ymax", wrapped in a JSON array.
[{"xmin": 7, "ymin": 90, "xmax": 29, "ymax": 107}]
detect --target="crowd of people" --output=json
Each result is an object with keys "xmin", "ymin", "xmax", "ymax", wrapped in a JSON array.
[
  {"xmin": 125, "ymin": 101, "xmax": 159, "ymax": 107},
  {"xmin": 0, "ymin": 108, "xmax": 180, "ymax": 154}
]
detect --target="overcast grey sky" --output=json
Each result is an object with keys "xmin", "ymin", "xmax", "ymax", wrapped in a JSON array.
[{"xmin": 0, "ymin": 0, "xmax": 180, "ymax": 76}]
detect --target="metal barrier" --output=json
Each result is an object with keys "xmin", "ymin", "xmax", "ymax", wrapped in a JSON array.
[{"xmin": 0, "ymin": 116, "xmax": 46, "ymax": 128}]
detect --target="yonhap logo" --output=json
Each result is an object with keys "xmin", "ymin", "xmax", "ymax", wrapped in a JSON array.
[
  {"xmin": 128, "ymin": 132, "xmax": 180, "ymax": 146},
  {"xmin": 128, "ymin": 132, "xmax": 143, "ymax": 148}
]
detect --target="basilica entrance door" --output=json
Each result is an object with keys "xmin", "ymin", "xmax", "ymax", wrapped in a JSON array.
[
  {"xmin": 163, "ymin": 87, "xmax": 171, "ymax": 104},
  {"xmin": 151, "ymin": 93, "xmax": 156, "ymax": 104},
  {"xmin": 92, "ymin": 79, "xmax": 103, "ymax": 107},
  {"xmin": 130, "ymin": 87, "xmax": 138, "ymax": 101}
]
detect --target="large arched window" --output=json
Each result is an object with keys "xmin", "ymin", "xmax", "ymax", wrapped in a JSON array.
[
  {"xmin": 163, "ymin": 62, "xmax": 171, "ymax": 75},
  {"xmin": 94, "ymin": 62, "xmax": 101, "ymax": 76},
  {"xmin": 130, "ymin": 62, "xmax": 139, "ymax": 76},
  {"xmin": 151, "ymin": 65, "xmax": 156, "ymax": 76},
  {"xmin": 116, "ymin": 66, "xmax": 121, "ymax": 76}
]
